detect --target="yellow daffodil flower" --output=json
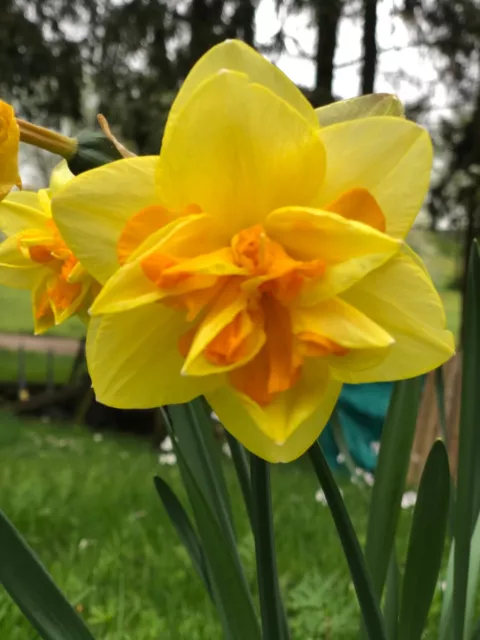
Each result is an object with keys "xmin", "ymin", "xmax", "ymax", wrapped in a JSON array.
[
  {"xmin": 0, "ymin": 161, "xmax": 100, "ymax": 334},
  {"xmin": 52, "ymin": 40, "xmax": 454, "ymax": 462},
  {"xmin": 0, "ymin": 101, "xmax": 21, "ymax": 201}
]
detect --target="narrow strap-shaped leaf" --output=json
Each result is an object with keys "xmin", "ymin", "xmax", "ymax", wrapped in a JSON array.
[
  {"xmin": 438, "ymin": 541, "xmax": 454, "ymax": 640},
  {"xmin": 435, "ymin": 366, "xmax": 457, "ymax": 539},
  {"xmin": 153, "ymin": 476, "xmax": 212, "ymax": 599},
  {"xmin": 164, "ymin": 404, "xmax": 235, "ymax": 542},
  {"xmin": 364, "ymin": 377, "xmax": 423, "ymax": 598},
  {"xmin": 161, "ymin": 405, "xmax": 253, "ymax": 620},
  {"xmin": 454, "ymin": 242, "xmax": 480, "ymax": 640},
  {"xmin": 171, "ymin": 441, "xmax": 261, "ymax": 640},
  {"xmin": 465, "ymin": 514, "xmax": 480, "ymax": 640},
  {"xmin": 398, "ymin": 440, "xmax": 450, "ymax": 640},
  {"xmin": 225, "ymin": 431, "xmax": 254, "ymax": 527},
  {"xmin": 190, "ymin": 399, "xmax": 235, "ymax": 524},
  {"xmin": 0, "ymin": 509, "xmax": 96, "ymax": 640},
  {"xmin": 251, "ymin": 455, "xmax": 290, "ymax": 640},
  {"xmin": 309, "ymin": 443, "xmax": 387, "ymax": 640},
  {"xmin": 383, "ymin": 551, "xmax": 400, "ymax": 640}
]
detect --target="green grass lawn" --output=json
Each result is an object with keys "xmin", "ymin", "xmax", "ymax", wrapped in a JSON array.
[{"xmin": 0, "ymin": 412, "xmax": 450, "ymax": 640}]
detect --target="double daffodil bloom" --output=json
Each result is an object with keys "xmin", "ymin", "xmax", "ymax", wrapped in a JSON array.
[
  {"xmin": 52, "ymin": 40, "xmax": 454, "ymax": 462},
  {"xmin": 0, "ymin": 101, "xmax": 21, "ymax": 201},
  {"xmin": 0, "ymin": 161, "xmax": 100, "ymax": 333}
]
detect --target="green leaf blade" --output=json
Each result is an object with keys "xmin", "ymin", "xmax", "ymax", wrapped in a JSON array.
[
  {"xmin": 383, "ymin": 552, "xmax": 400, "ymax": 640},
  {"xmin": 168, "ymin": 401, "xmax": 235, "ymax": 536},
  {"xmin": 364, "ymin": 377, "xmax": 423, "ymax": 598},
  {"xmin": 309, "ymin": 443, "xmax": 387, "ymax": 640},
  {"xmin": 172, "ymin": 443, "xmax": 261, "ymax": 640},
  {"xmin": 0, "ymin": 509, "xmax": 96, "ymax": 640},
  {"xmin": 465, "ymin": 514, "xmax": 480, "ymax": 640},
  {"xmin": 454, "ymin": 242, "xmax": 480, "ymax": 640},
  {"xmin": 153, "ymin": 476, "xmax": 212, "ymax": 598},
  {"xmin": 251, "ymin": 455, "xmax": 290, "ymax": 640},
  {"xmin": 398, "ymin": 440, "xmax": 450, "ymax": 640}
]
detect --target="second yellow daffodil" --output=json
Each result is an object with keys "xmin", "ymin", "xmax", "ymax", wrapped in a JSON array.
[
  {"xmin": 52, "ymin": 40, "xmax": 454, "ymax": 462},
  {"xmin": 0, "ymin": 161, "xmax": 99, "ymax": 333}
]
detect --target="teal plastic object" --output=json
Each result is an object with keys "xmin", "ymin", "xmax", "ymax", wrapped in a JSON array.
[{"xmin": 320, "ymin": 383, "xmax": 393, "ymax": 471}]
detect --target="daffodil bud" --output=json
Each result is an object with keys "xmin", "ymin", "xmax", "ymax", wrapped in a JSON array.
[
  {"xmin": 17, "ymin": 118, "xmax": 124, "ymax": 175},
  {"xmin": 67, "ymin": 130, "xmax": 122, "ymax": 175}
]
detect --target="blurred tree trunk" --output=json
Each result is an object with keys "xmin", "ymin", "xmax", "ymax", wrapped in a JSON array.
[
  {"xmin": 235, "ymin": 0, "xmax": 256, "ymax": 46},
  {"xmin": 188, "ymin": 0, "xmax": 225, "ymax": 63},
  {"xmin": 360, "ymin": 0, "xmax": 378, "ymax": 94},
  {"xmin": 460, "ymin": 195, "xmax": 480, "ymax": 346},
  {"xmin": 313, "ymin": 0, "xmax": 343, "ymax": 105}
]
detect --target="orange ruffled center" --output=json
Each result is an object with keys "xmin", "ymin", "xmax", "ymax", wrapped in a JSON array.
[
  {"xmin": 119, "ymin": 208, "xmax": 350, "ymax": 406},
  {"xmin": 17, "ymin": 221, "xmax": 84, "ymax": 322}
]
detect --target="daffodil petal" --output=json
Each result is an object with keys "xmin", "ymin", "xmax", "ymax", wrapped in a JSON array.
[
  {"xmin": 33, "ymin": 278, "xmax": 55, "ymax": 335},
  {"xmin": 0, "ymin": 235, "xmax": 45, "ymax": 288},
  {"xmin": 0, "ymin": 191, "xmax": 50, "ymax": 236},
  {"xmin": 91, "ymin": 214, "xmax": 234, "ymax": 315},
  {"xmin": 337, "ymin": 252, "xmax": 455, "ymax": 382},
  {"xmin": 49, "ymin": 278, "xmax": 91, "ymax": 326},
  {"xmin": 207, "ymin": 361, "xmax": 342, "ymax": 462},
  {"xmin": 86, "ymin": 303, "xmax": 221, "ymax": 408},
  {"xmin": 166, "ymin": 39, "xmax": 317, "ymax": 135},
  {"xmin": 52, "ymin": 156, "xmax": 158, "ymax": 284},
  {"xmin": 314, "ymin": 116, "xmax": 432, "ymax": 239},
  {"xmin": 316, "ymin": 93, "xmax": 404, "ymax": 127},
  {"xmin": 266, "ymin": 206, "xmax": 400, "ymax": 262},
  {"xmin": 48, "ymin": 160, "xmax": 74, "ymax": 196},
  {"xmin": 157, "ymin": 70, "xmax": 325, "ymax": 234},
  {"xmin": 182, "ymin": 282, "xmax": 265, "ymax": 376},
  {"xmin": 292, "ymin": 297, "xmax": 394, "ymax": 374},
  {"xmin": 90, "ymin": 260, "xmax": 163, "ymax": 315},
  {"xmin": 292, "ymin": 297, "xmax": 394, "ymax": 349},
  {"xmin": 265, "ymin": 206, "xmax": 400, "ymax": 303}
]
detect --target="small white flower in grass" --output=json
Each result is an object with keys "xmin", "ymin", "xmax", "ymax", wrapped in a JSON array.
[
  {"xmin": 315, "ymin": 487, "xmax": 343, "ymax": 505},
  {"xmin": 401, "ymin": 491, "xmax": 417, "ymax": 509},
  {"xmin": 211, "ymin": 411, "xmax": 220, "ymax": 423},
  {"xmin": 78, "ymin": 538, "xmax": 94, "ymax": 551},
  {"xmin": 438, "ymin": 581, "xmax": 447, "ymax": 592},
  {"xmin": 222, "ymin": 442, "xmax": 232, "ymax": 458},
  {"xmin": 93, "ymin": 433, "xmax": 103, "ymax": 443},
  {"xmin": 362, "ymin": 472, "xmax": 375, "ymax": 487},
  {"xmin": 336, "ymin": 452, "xmax": 345, "ymax": 464},
  {"xmin": 371, "ymin": 441, "xmax": 380, "ymax": 455},
  {"xmin": 159, "ymin": 452, "xmax": 177, "ymax": 466},
  {"xmin": 160, "ymin": 436, "xmax": 173, "ymax": 452}
]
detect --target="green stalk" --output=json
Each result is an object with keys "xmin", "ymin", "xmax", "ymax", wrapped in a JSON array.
[
  {"xmin": 453, "ymin": 242, "xmax": 480, "ymax": 640},
  {"xmin": 225, "ymin": 432, "xmax": 254, "ymax": 527},
  {"xmin": 251, "ymin": 455, "xmax": 290, "ymax": 640},
  {"xmin": 309, "ymin": 443, "xmax": 387, "ymax": 640}
]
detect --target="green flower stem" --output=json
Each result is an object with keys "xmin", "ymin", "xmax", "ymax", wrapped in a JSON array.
[{"xmin": 251, "ymin": 454, "xmax": 290, "ymax": 640}]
